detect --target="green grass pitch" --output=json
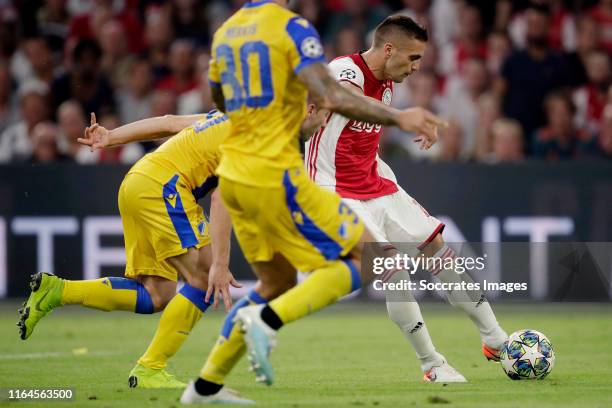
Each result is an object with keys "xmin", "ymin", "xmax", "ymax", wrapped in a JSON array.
[{"xmin": 1, "ymin": 302, "xmax": 611, "ymax": 407}]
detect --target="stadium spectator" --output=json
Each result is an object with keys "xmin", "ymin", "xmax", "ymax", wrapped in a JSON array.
[
  {"xmin": 596, "ymin": 104, "xmax": 612, "ymax": 158},
  {"xmin": 0, "ymin": 64, "xmax": 18, "ymax": 133},
  {"xmin": 532, "ymin": 91, "xmax": 597, "ymax": 160},
  {"xmin": 486, "ymin": 30, "xmax": 512, "ymax": 76},
  {"xmin": 178, "ymin": 51, "xmax": 214, "ymax": 115},
  {"xmin": 0, "ymin": 80, "xmax": 49, "ymax": 163},
  {"xmin": 587, "ymin": 0, "xmax": 612, "ymax": 53},
  {"xmin": 487, "ymin": 118, "xmax": 525, "ymax": 163},
  {"xmin": 57, "ymin": 100, "xmax": 94, "ymax": 164},
  {"xmin": 509, "ymin": 0, "xmax": 576, "ymax": 51},
  {"xmin": 50, "ymin": 38, "xmax": 115, "ymax": 118},
  {"xmin": 171, "ymin": 0, "xmax": 210, "ymax": 45},
  {"xmin": 28, "ymin": 121, "xmax": 72, "ymax": 164},
  {"xmin": 438, "ymin": 4, "xmax": 486, "ymax": 77},
  {"xmin": 117, "ymin": 57, "xmax": 153, "ymax": 124},
  {"xmin": 497, "ymin": 3, "xmax": 571, "ymax": 138},
  {"xmin": 392, "ymin": 70, "xmax": 443, "ymax": 160},
  {"xmin": 443, "ymin": 58, "xmax": 489, "ymax": 158},
  {"xmin": 437, "ymin": 120, "xmax": 463, "ymax": 162},
  {"xmin": 20, "ymin": 37, "xmax": 55, "ymax": 87},
  {"xmin": 67, "ymin": 0, "xmax": 144, "ymax": 54},
  {"xmin": 324, "ymin": 0, "xmax": 390, "ymax": 43},
  {"xmin": 573, "ymin": 50, "xmax": 611, "ymax": 135},
  {"xmin": 156, "ymin": 39, "xmax": 197, "ymax": 95},
  {"xmin": 566, "ymin": 15, "xmax": 600, "ymax": 87},
  {"xmin": 98, "ymin": 19, "xmax": 132, "ymax": 89},
  {"xmin": 144, "ymin": 6, "xmax": 174, "ymax": 80},
  {"xmin": 474, "ymin": 92, "xmax": 503, "ymax": 162},
  {"xmin": 332, "ymin": 26, "xmax": 364, "ymax": 58},
  {"xmin": 36, "ymin": 0, "xmax": 70, "ymax": 52},
  {"xmin": 140, "ymin": 89, "xmax": 177, "ymax": 152}
]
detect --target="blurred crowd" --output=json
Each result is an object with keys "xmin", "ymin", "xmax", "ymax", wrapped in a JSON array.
[{"xmin": 0, "ymin": 0, "xmax": 610, "ymax": 165}]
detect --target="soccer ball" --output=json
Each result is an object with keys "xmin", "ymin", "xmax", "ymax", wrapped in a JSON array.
[{"xmin": 499, "ymin": 329, "xmax": 555, "ymax": 380}]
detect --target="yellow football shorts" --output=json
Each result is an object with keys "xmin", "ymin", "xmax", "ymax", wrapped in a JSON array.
[
  {"xmin": 118, "ymin": 172, "xmax": 210, "ymax": 281},
  {"xmin": 219, "ymin": 167, "xmax": 364, "ymax": 272}
]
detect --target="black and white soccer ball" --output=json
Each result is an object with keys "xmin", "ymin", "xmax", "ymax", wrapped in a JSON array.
[{"xmin": 500, "ymin": 329, "xmax": 555, "ymax": 380}]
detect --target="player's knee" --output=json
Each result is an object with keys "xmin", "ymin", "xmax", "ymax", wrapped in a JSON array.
[{"xmin": 140, "ymin": 278, "xmax": 176, "ymax": 312}]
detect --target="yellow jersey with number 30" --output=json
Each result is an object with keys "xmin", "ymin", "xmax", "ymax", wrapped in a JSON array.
[{"xmin": 209, "ymin": 0, "xmax": 325, "ymax": 187}]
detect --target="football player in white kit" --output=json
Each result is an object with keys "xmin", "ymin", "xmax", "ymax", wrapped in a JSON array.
[{"xmin": 305, "ymin": 15, "xmax": 508, "ymax": 383}]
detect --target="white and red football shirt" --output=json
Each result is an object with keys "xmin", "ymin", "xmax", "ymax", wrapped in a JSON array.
[{"xmin": 305, "ymin": 53, "xmax": 399, "ymax": 200}]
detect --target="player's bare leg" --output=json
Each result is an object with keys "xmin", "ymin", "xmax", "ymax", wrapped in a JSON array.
[
  {"xmin": 421, "ymin": 234, "xmax": 508, "ymax": 361},
  {"xmin": 130, "ymin": 246, "xmax": 215, "ymax": 389},
  {"xmin": 182, "ymin": 254, "xmax": 296, "ymax": 404}
]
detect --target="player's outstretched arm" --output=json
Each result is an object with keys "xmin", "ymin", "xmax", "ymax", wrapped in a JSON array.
[
  {"xmin": 78, "ymin": 113, "xmax": 206, "ymax": 150},
  {"xmin": 297, "ymin": 63, "xmax": 447, "ymax": 148},
  {"xmin": 205, "ymin": 188, "xmax": 241, "ymax": 311}
]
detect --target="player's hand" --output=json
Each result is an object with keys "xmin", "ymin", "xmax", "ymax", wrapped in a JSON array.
[
  {"xmin": 77, "ymin": 113, "xmax": 111, "ymax": 151},
  {"xmin": 396, "ymin": 107, "xmax": 448, "ymax": 150},
  {"xmin": 205, "ymin": 263, "xmax": 242, "ymax": 311}
]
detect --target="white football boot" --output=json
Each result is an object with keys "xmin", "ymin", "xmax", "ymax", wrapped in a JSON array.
[
  {"xmin": 234, "ymin": 304, "xmax": 278, "ymax": 385},
  {"xmin": 180, "ymin": 381, "xmax": 255, "ymax": 405},
  {"xmin": 422, "ymin": 360, "xmax": 468, "ymax": 383}
]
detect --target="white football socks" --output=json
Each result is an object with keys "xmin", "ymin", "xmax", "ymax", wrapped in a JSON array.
[
  {"xmin": 429, "ymin": 244, "xmax": 508, "ymax": 349},
  {"xmin": 385, "ymin": 269, "xmax": 445, "ymax": 371}
]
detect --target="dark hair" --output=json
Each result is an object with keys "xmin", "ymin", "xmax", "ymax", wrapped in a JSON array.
[
  {"xmin": 72, "ymin": 39, "xmax": 102, "ymax": 63},
  {"xmin": 373, "ymin": 15, "xmax": 428, "ymax": 47}
]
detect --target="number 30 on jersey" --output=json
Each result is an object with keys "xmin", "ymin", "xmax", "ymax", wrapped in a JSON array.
[{"xmin": 216, "ymin": 41, "xmax": 274, "ymax": 111}]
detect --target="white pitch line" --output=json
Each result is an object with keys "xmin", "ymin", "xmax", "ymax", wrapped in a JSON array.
[{"xmin": 0, "ymin": 351, "xmax": 121, "ymax": 360}]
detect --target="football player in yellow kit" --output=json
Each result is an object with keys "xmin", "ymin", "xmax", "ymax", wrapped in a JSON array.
[
  {"xmin": 179, "ymin": 0, "xmax": 447, "ymax": 404},
  {"xmin": 18, "ymin": 111, "xmax": 242, "ymax": 389}
]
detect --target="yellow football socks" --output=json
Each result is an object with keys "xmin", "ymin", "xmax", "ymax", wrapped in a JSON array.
[
  {"xmin": 269, "ymin": 259, "xmax": 360, "ymax": 324},
  {"xmin": 138, "ymin": 284, "xmax": 212, "ymax": 370},
  {"xmin": 200, "ymin": 290, "xmax": 267, "ymax": 384},
  {"xmin": 61, "ymin": 277, "xmax": 154, "ymax": 313}
]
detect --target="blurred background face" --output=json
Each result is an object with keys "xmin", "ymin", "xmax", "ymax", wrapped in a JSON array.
[
  {"xmin": 24, "ymin": 38, "xmax": 52, "ymax": 74},
  {"xmin": 385, "ymin": 37, "xmax": 427, "ymax": 83},
  {"xmin": 32, "ymin": 122, "xmax": 60, "ymax": 162},
  {"xmin": 334, "ymin": 27, "xmax": 363, "ymax": 57},
  {"xmin": 408, "ymin": 71, "xmax": 436, "ymax": 107},
  {"xmin": 525, "ymin": 9, "xmax": 550, "ymax": 47},
  {"xmin": 577, "ymin": 16, "xmax": 599, "ymax": 52},
  {"xmin": 21, "ymin": 93, "xmax": 49, "ymax": 127},
  {"xmin": 459, "ymin": 6, "xmax": 482, "ymax": 41},
  {"xmin": 463, "ymin": 59, "xmax": 488, "ymax": 94},
  {"xmin": 146, "ymin": 8, "xmax": 173, "ymax": 48},
  {"xmin": 440, "ymin": 121, "xmax": 462, "ymax": 161},
  {"xmin": 98, "ymin": 20, "xmax": 127, "ymax": 58},
  {"xmin": 586, "ymin": 52, "xmax": 611, "ymax": 88},
  {"xmin": 492, "ymin": 121, "xmax": 524, "ymax": 162},
  {"xmin": 128, "ymin": 60, "xmax": 153, "ymax": 96},
  {"xmin": 546, "ymin": 96, "xmax": 573, "ymax": 130},
  {"xmin": 58, "ymin": 101, "xmax": 86, "ymax": 142},
  {"xmin": 170, "ymin": 41, "xmax": 195, "ymax": 77}
]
